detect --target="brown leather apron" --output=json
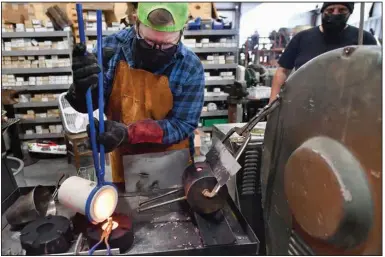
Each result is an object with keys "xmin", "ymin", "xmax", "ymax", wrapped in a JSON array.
[{"xmin": 105, "ymin": 61, "xmax": 190, "ymax": 192}]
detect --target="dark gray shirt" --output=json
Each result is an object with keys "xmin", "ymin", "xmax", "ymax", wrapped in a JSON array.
[{"xmin": 279, "ymin": 26, "xmax": 377, "ymax": 70}]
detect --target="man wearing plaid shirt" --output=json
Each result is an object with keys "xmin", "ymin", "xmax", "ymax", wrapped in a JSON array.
[{"xmin": 66, "ymin": 3, "xmax": 204, "ymax": 191}]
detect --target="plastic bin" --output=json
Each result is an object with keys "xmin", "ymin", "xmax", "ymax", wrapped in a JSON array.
[{"xmin": 202, "ymin": 117, "xmax": 228, "ymax": 127}]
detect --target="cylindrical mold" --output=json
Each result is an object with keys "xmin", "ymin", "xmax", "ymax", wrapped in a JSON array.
[
  {"xmin": 5, "ymin": 185, "xmax": 52, "ymax": 227},
  {"xmin": 58, "ymin": 176, "xmax": 118, "ymax": 223},
  {"xmin": 183, "ymin": 162, "xmax": 228, "ymax": 214}
]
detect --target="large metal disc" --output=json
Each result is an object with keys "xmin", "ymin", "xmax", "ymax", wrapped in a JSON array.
[{"xmin": 261, "ymin": 46, "xmax": 382, "ymax": 255}]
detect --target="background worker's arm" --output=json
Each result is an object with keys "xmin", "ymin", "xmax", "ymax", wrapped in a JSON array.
[
  {"xmin": 269, "ymin": 32, "xmax": 301, "ymax": 103},
  {"xmin": 270, "ymin": 67, "xmax": 291, "ymax": 103}
]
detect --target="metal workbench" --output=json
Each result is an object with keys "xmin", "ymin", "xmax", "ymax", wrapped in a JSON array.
[
  {"xmin": 2, "ymin": 187, "xmax": 259, "ymax": 256},
  {"xmin": 212, "ymin": 122, "xmax": 267, "ymax": 255}
]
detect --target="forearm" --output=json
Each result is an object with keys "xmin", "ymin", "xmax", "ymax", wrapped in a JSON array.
[{"xmin": 269, "ymin": 67, "xmax": 290, "ymax": 103}]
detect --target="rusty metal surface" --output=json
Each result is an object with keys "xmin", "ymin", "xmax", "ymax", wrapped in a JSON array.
[
  {"xmin": 183, "ymin": 162, "xmax": 228, "ymax": 214},
  {"xmin": 261, "ymin": 46, "xmax": 382, "ymax": 255},
  {"xmin": 284, "ymin": 137, "xmax": 373, "ymax": 248}
]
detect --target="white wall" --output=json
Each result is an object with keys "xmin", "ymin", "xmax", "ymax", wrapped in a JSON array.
[
  {"xmin": 240, "ymin": 2, "xmax": 382, "ymax": 46},
  {"xmin": 239, "ymin": 3, "xmax": 322, "ymax": 46}
]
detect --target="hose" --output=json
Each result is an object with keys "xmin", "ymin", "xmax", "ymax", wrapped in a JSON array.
[{"xmin": 6, "ymin": 156, "xmax": 24, "ymax": 176}]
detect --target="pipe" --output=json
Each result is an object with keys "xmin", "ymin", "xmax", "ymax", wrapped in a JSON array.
[
  {"xmin": 358, "ymin": 3, "xmax": 365, "ymax": 45},
  {"xmin": 6, "ymin": 156, "xmax": 24, "ymax": 176}
]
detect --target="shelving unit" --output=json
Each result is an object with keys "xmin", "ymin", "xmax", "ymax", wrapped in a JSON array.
[
  {"xmin": 1, "ymin": 31, "xmax": 72, "ymax": 141},
  {"xmin": 201, "ymin": 110, "xmax": 229, "ymax": 117},
  {"xmin": 2, "ymin": 67, "xmax": 72, "ymax": 74},
  {"xmin": 184, "ymin": 3, "xmax": 241, "ymax": 133},
  {"xmin": 13, "ymin": 101, "xmax": 59, "ymax": 108},
  {"xmin": 85, "ymin": 30, "xmax": 116, "ymax": 37},
  {"xmin": 19, "ymin": 133, "xmax": 64, "ymax": 140},
  {"xmin": 2, "ymin": 31, "xmax": 70, "ymax": 38},
  {"xmin": 2, "ymin": 84, "xmax": 70, "ymax": 91},
  {"xmin": 20, "ymin": 117, "xmax": 62, "ymax": 124},
  {"xmin": 184, "ymin": 29, "xmax": 237, "ymax": 36}
]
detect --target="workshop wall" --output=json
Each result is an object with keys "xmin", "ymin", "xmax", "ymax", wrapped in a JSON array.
[{"xmin": 239, "ymin": 3, "xmax": 322, "ymax": 46}]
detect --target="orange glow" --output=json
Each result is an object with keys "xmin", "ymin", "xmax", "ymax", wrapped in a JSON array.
[
  {"xmin": 92, "ymin": 188, "xmax": 117, "ymax": 221},
  {"xmin": 102, "ymin": 220, "xmax": 119, "ymax": 231}
]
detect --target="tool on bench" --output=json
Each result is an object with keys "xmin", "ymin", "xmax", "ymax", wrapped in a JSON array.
[
  {"xmin": 137, "ymin": 162, "xmax": 229, "ymax": 214},
  {"xmin": 58, "ymin": 4, "xmax": 118, "ymax": 225},
  {"xmin": 203, "ymin": 95, "xmax": 281, "ymax": 198},
  {"xmin": 137, "ymin": 96, "xmax": 281, "ymax": 214}
]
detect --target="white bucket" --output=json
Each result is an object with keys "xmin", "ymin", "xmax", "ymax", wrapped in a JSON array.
[{"xmin": 58, "ymin": 176, "xmax": 118, "ymax": 223}]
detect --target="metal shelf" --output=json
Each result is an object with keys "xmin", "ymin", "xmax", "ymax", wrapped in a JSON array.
[
  {"xmin": 205, "ymin": 79, "xmax": 234, "ymax": 86},
  {"xmin": 2, "ymin": 84, "xmax": 70, "ymax": 91},
  {"xmin": 200, "ymin": 110, "xmax": 228, "ymax": 117},
  {"xmin": 20, "ymin": 117, "xmax": 61, "ymax": 124},
  {"xmin": 203, "ymin": 64, "xmax": 237, "ymax": 70},
  {"xmin": 2, "ymin": 67, "xmax": 71, "ymax": 74},
  {"xmin": 85, "ymin": 30, "xmax": 116, "ymax": 36},
  {"xmin": 19, "ymin": 133, "xmax": 64, "ymax": 140},
  {"xmin": 191, "ymin": 47, "xmax": 238, "ymax": 53},
  {"xmin": 2, "ymin": 31, "xmax": 70, "ymax": 38},
  {"xmin": 14, "ymin": 101, "xmax": 58, "ymax": 108},
  {"xmin": 2, "ymin": 49, "xmax": 70, "ymax": 56},
  {"xmin": 200, "ymin": 126, "xmax": 213, "ymax": 132},
  {"xmin": 184, "ymin": 30, "xmax": 237, "ymax": 36},
  {"xmin": 204, "ymin": 95, "xmax": 228, "ymax": 101}
]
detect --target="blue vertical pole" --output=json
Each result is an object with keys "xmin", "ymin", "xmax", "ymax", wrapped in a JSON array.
[
  {"xmin": 75, "ymin": 3, "xmax": 100, "ymax": 178},
  {"xmin": 96, "ymin": 10, "xmax": 105, "ymax": 185}
]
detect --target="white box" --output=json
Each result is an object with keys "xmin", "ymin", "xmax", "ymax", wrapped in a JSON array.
[{"xmin": 26, "ymin": 130, "xmax": 34, "ymax": 135}]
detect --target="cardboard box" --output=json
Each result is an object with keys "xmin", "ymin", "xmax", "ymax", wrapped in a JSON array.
[
  {"xmin": 188, "ymin": 3, "xmax": 212, "ymax": 19},
  {"xmin": 2, "ymin": 3, "xmax": 29, "ymax": 24},
  {"xmin": 81, "ymin": 3, "xmax": 114, "ymax": 11}
]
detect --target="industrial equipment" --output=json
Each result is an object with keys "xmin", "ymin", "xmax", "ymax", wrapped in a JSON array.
[{"xmin": 262, "ymin": 45, "xmax": 382, "ymax": 255}]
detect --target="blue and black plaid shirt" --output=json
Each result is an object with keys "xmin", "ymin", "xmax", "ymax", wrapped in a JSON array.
[{"xmin": 93, "ymin": 27, "xmax": 205, "ymax": 155}]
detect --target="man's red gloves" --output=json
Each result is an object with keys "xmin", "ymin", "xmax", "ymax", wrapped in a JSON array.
[{"xmin": 87, "ymin": 118, "xmax": 164, "ymax": 153}]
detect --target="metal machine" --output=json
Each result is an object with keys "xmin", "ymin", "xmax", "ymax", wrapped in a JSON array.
[{"xmin": 261, "ymin": 45, "xmax": 382, "ymax": 255}]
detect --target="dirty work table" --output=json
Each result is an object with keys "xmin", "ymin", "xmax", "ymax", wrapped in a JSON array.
[{"xmin": 2, "ymin": 187, "xmax": 259, "ymax": 255}]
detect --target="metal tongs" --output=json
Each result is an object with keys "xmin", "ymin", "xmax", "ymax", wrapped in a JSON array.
[
  {"xmin": 202, "ymin": 95, "xmax": 281, "ymax": 198},
  {"xmin": 76, "ymin": 4, "xmax": 106, "ymax": 187}
]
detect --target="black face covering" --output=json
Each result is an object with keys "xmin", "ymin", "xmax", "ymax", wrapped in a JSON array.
[
  {"xmin": 133, "ymin": 37, "xmax": 177, "ymax": 73},
  {"xmin": 322, "ymin": 13, "xmax": 349, "ymax": 42}
]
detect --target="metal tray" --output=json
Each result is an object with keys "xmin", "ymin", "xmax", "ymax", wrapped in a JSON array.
[{"xmin": 2, "ymin": 187, "xmax": 259, "ymax": 255}]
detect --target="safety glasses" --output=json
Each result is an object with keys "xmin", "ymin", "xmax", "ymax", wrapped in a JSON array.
[{"xmin": 135, "ymin": 22, "xmax": 182, "ymax": 53}]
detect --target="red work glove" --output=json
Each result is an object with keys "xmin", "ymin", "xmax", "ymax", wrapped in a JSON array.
[{"xmin": 87, "ymin": 118, "xmax": 164, "ymax": 153}]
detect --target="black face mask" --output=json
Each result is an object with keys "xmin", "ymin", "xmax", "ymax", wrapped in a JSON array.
[
  {"xmin": 322, "ymin": 13, "xmax": 349, "ymax": 42},
  {"xmin": 133, "ymin": 37, "xmax": 177, "ymax": 73}
]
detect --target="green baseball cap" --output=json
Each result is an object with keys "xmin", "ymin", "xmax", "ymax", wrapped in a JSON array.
[{"xmin": 137, "ymin": 2, "xmax": 188, "ymax": 32}]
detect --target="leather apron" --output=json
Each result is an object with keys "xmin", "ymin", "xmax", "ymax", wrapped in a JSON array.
[{"xmin": 106, "ymin": 61, "xmax": 190, "ymax": 192}]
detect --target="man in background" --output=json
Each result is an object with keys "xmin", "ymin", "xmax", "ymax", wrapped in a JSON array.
[{"xmin": 269, "ymin": 2, "xmax": 377, "ymax": 103}]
